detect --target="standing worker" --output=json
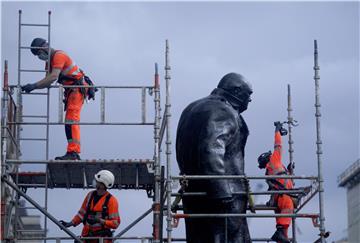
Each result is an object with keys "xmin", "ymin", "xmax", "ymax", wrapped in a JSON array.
[
  {"xmin": 60, "ymin": 170, "xmax": 120, "ymax": 242},
  {"xmin": 22, "ymin": 38, "xmax": 94, "ymax": 160},
  {"xmin": 257, "ymin": 122, "xmax": 293, "ymax": 243}
]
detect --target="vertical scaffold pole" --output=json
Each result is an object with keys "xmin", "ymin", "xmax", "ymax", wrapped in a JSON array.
[
  {"xmin": 153, "ymin": 63, "xmax": 161, "ymax": 243},
  {"xmin": 287, "ymin": 84, "xmax": 297, "ymax": 243},
  {"xmin": 44, "ymin": 11, "xmax": 52, "ymax": 243},
  {"xmin": 313, "ymin": 40, "xmax": 326, "ymax": 242},
  {"xmin": 165, "ymin": 40, "xmax": 172, "ymax": 243},
  {"xmin": 14, "ymin": 10, "xmax": 23, "ymax": 241},
  {"xmin": 287, "ymin": 84, "xmax": 295, "ymax": 174},
  {"xmin": 1, "ymin": 61, "xmax": 9, "ymax": 241},
  {"xmin": 16, "ymin": 10, "xmax": 22, "ymax": 155},
  {"xmin": 2, "ymin": 60, "xmax": 9, "ymax": 171},
  {"xmin": 101, "ymin": 87, "xmax": 105, "ymax": 123},
  {"xmin": 58, "ymin": 87, "xmax": 63, "ymax": 123}
]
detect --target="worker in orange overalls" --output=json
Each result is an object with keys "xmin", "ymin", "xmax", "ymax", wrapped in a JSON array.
[
  {"xmin": 22, "ymin": 38, "xmax": 93, "ymax": 160},
  {"xmin": 60, "ymin": 170, "xmax": 120, "ymax": 242},
  {"xmin": 258, "ymin": 121, "xmax": 293, "ymax": 243}
]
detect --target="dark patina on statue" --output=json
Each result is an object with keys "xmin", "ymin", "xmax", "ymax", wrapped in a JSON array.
[{"xmin": 176, "ymin": 73, "xmax": 253, "ymax": 243}]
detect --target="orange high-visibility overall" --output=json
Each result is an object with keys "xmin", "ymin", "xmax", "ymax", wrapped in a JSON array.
[
  {"xmin": 50, "ymin": 51, "xmax": 84, "ymax": 153},
  {"xmin": 72, "ymin": 191, "xmax": 121, "ymax": 243},
  {"xmin": 266, "ymin": 131, "xmax": 294, "ymax": 233}
]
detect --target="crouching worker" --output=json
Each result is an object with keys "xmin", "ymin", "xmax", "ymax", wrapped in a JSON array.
[
  {"xmin": 257, "ymin": 122, "xmax": 293, "ymax": 243},
  {"xmin": 60, "ymin": 170, "xmax": 120, "ymax": 242}
]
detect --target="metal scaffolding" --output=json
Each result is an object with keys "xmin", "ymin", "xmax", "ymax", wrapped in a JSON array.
[{"xmin": 1, "ymin": 10, "xmax": 328, "ymax": 243}]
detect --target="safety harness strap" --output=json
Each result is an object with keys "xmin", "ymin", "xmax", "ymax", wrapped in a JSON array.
[
  {"xmin": 83, "ymin": 191, "xmax": 95, "ymax": 224},
  {"xmin": 102, "ymin": 193, "xmax": 112, "ymax": 219}
]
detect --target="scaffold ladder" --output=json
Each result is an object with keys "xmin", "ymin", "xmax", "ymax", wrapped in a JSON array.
[{"xmin": 14, "ymin": 10, "xmax": 52, "ymax": 241}]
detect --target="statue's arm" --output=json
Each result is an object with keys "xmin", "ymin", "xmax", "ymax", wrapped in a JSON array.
[{"xmin": 198, "ymin": 112, "xmax": 236, "ymax": 199}]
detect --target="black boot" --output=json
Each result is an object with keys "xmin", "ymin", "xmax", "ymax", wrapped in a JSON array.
[
  {"xmin": 271, "ymin": 226, "xmax": 290, "ymax": 243},
  {"xmin": 55, "ymin": 152, "xmax": 81, "ymax": 160}
]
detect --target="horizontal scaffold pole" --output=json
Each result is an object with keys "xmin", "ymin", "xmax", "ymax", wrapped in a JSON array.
[
  {"xmin": 171, "ymin": 189, "xmax": 307, "ymax": 196},
  {"xmin": 173, "ymin": 213, "xmax": 319, "ymax": 218},
  {"xmin": 171, "ymin": 175, "xmax": 317, "ymax": 180},
  {"xmin": 7, "ymin": 122, "xmax": 155, "ymax": 126},
  {"xmin": 9, "ymin": 84, "xmax": 154, "ymax": 89},
  {"xmin": 1, "ymin": 175, "xmax": 82, "ymax": 242},
  {"xmin": 5, "ymin": 159, "xmax": 154, "ymax": 164}
]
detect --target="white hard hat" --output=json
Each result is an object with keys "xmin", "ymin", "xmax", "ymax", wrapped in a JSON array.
[{"xmin": 94, "ymin": 170, "xmax": 115, "ymax": 189}]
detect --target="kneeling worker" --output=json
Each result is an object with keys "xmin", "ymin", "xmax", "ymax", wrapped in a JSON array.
[
  {"xmin": 257, "ymin": 122, "xmax": 293, "ymax": 243},
  {"xmin": 60, "ymin": 170, "xmax": 120, "ymax": 242}
]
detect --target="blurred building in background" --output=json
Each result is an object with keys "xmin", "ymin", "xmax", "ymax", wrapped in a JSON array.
[{"xmin": 338, "ymin": 159, "xmax": 360, "ymax": 243}]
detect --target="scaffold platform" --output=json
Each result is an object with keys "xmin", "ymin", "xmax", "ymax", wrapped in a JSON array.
[{"xmin": 8, "ymin": 159, "xmax": 155, "ymax": 190}]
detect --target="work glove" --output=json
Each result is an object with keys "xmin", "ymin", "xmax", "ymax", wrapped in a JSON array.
[
  {"xmin": 21, "ymin": 83, "xmax": 37, "ymax": 93},
  {"xmin": 59, "ymin": 220, "xmax": 73, "ymax": 228},
  {"xmin": 274, "ymin": 121, "xmax": 288, "ymax": 136},
  {"xmin": 274, "ymin": 121, "xmax": 283, "ymax": 132},
  {"xmin": 287, "ymin": 162, "xmax": 295, "ymax": 173}
]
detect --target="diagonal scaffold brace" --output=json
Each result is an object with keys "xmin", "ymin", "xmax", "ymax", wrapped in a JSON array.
[{"xmin": 1, "ymin": 175, "xmax": 82, "ymax": 242}]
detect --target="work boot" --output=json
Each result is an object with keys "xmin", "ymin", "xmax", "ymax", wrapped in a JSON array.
[
  {"xmin": 54, "ymin": 152, "xmax": 81, "ymax": 160},
  {"xmin": 271, "ymin": 226, "xmax": 290, "ymax": 243}
]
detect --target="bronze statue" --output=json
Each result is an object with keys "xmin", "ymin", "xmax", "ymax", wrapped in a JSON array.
[{"xmin": 176, "ymin": 73, "xmax": 253, "ymax": 243}]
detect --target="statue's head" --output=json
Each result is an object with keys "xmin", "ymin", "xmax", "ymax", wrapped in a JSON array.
[{"xmin": 217, "ymin": 73, "xmax": 253, "ymax": 113}]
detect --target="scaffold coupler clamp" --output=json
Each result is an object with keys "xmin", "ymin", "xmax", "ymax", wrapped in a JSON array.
[
  {"xmin": 171, "ymin": 175, "xmax": 188, "ymax": 213},
  {"xmin": 172, "ymin": 214, "xmax": 181, "ymax": 228},
  {"xmin": 311, "ymin": 215, "xmax": 320, "ymax": 227},
  {"xmin": 180, "ymin": 174, "xmax": 189, "ymax": 188},
  {"xmin": 313, "ymin": 231, "xmax": 330, "ymax": 243}
]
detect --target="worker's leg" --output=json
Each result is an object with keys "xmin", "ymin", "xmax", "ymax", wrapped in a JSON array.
[
  {"xmin": 276, "ymin": 194, "xmax": 294, "ymax": 229},
  {"xmin": 65, "ymin": 90, "xmax": 83, "ymax": 154},
  {"xmin": 272, "ymin": 194, "xmax": 293, "ymax": 243}
]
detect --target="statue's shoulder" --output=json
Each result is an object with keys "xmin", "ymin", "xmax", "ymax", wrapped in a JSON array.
[{"xmin": 180, "ymin": 95, "xmax": 236, "ymax": 125}]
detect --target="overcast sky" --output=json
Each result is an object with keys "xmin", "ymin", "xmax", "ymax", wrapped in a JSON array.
[{"xmin": 1, "ymin": 1, "xmax": 359, "ymax": 243}]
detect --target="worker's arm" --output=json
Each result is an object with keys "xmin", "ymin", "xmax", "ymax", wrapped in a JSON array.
[
  {"xmin": 271, "ymin": 131, "xmax": 282, "ymax": 164},
  {"xmin": 21, "ymin": 68, "xmax": 61, "ymax": 93},
  {"xmin": 100, "ymin": 197, "xmax": 120, "ymax": 229},
  {"xmin": 35, "ymin": 68, "xmax": 61, "ymax": 89},
  {"xmin": 272, "ymin": 121, "xmax": 283, "ymax": 163},
  {"xmin": 71, "ymin": 191, "xmax": 92, "ymax": 226},
  {"xmin": 198, "ymin": 110, "xmax": 237, "ymax": 200}
]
